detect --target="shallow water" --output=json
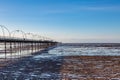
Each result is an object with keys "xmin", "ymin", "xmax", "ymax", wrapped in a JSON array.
[{"xmin": 49, "ymin": 45, "xmax": 120, "ymax": 56}]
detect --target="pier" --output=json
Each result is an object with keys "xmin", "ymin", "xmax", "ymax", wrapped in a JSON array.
[{"xmin": 0, "ymin": 25, "xmax": 58, "ymax": 65}]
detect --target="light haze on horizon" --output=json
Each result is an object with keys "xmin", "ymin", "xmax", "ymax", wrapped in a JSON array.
[{"xmin": 0, "ymin": 0, "xmax": 120, "ymax": 43}]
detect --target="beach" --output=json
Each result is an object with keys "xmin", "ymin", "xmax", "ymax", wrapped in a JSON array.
[
  {"xmin": 0, "ymin": 56, "xmax": 120, "ymax": 80},
  {"xmin": 0, "ymin": 43, "xmax": 120, "ymax": 80}
]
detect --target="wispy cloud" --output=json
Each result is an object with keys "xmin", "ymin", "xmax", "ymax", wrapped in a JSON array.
[
  {"xmin": 77, "ymin": 6, "xmax": 120, "ymax": 11},
  {"xmin": 37, "ymin": 5, "xmax": 120, "ymax": 14}
]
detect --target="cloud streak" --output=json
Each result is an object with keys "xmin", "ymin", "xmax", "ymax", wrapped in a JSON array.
[
  {"xmin": 1, "ymin": 3, "xmax": 120, "ymax": 15},
  {"xmin": 78, "ymin": 6, "xmax": 120, "ymax": 11},
  {"xmin": 37, "ymin": 5, "xmax": 120, "ymax": 14}
]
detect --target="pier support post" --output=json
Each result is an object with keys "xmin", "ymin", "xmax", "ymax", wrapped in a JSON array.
[
  {"xmin": 39, "ymin": 43, "xmax": 40, "ymax": 51},
  {"xmin": 14, "ymin": 42, "xmax": 17, "ymax": 59},
  {"xmin": 20, "ymin": 42, "xmax": 22, "ymax": 58},
  {"xmin": 10, "ymin": 42, "xmax": 12, "ymax": 60},
  {"xmin": 31, "ymin": 42, "xmax": 33, "ymax": 54},
  {"xmin": 35, "ymin": 42, "xmax": 37, "ymax": 52},
  {"xmin": 4, "ymin": 41, "xmax": 7, "ymax": 60}
]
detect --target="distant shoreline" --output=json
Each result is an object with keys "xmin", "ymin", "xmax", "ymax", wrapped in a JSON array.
[{"xmin": 61, "ymin": 43, "xmax": 120, "ymax": 47}]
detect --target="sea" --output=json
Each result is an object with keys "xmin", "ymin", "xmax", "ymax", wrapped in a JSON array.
[{"xmin": 39, "ymin": 43, "xmax": 120, "ymax": 57}]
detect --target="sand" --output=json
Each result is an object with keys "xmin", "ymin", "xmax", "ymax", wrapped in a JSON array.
[
  {"xmin": 61, "ymin": 56, "xmax": 120, "ymax": 80},
  {"xmin": 0, "ymin": 56, "xmax": 120, "ymax": 80}
]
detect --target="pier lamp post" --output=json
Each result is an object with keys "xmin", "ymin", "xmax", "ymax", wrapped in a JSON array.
[
  {"xmin": 40, "ymin": 36, "xmax": 44, "ymax": 41},
  {"xmin": 0, "ymin": 25, "xmax": 11, "ymax": 38},
  {"xmin": 33, "ymin": 34, "xmax": 40, "ymax": 40},
  {"xmin": 35, "ymin": 35, "xmax": 39, "ymax": 40},
  {"xmin": 26, "ymin": 33, "xmax": 39, "ymax": 53},
  {"xmin": 26, "ymin": 33, "xmax": 35, "ymax": 40},
  {"xmin": 37, "ymin": 35, "xmax": 42, "ymax": 50},
  {"xmin": 11, "ymin": 30, "xmax": 27, "ymax": 40},
  {"xmin": 39, "ymin": 35, "xmax": 44, "ymax": 41},
  {"xmin": 0, "ymin": 25, "xmax": 11, "ymax": 60},
  {"xmin": 11, "ymin": 30, "xmax": 27, "ymax": 59},
  {"xmin": 31, "ymin": 34, "xmax": 39, "ymax": 52},
  {"xmin": 43, "ymin": 37, "xmax": 47, "ymax": 41},
  {"xmin": 44, "ymin": 36, "xmax": 50, "ymax": 42},
  {"xmin": 41, "ymin": 36, "xmax": 46, "ymax": 41},
  {"xmin": 26, "ymin": 33, "xmax": 34, "ymax": 54}
]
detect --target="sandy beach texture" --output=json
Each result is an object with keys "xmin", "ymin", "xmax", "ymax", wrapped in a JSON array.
[{"xmin": 0, "ymin": 56, "xmax": 120, "ymax": 80}]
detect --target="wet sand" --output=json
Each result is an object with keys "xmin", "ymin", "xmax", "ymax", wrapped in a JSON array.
[
  {"xmin": 0, "ymin": 56, "xmax": 64, "ymax": 79},
  {"xmin": 0, "ymin": 56, "xmax": 120, "ymax": 80}
]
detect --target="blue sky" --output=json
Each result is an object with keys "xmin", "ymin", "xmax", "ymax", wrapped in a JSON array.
[{"xmin": 0, "ymin": 0, "xmax": 120, "ymax": 43}]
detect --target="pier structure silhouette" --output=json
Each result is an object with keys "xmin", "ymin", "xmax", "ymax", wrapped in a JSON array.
[{"xmin": 0, "ymin": 25, "xmax": 58, "ymax": 61}]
